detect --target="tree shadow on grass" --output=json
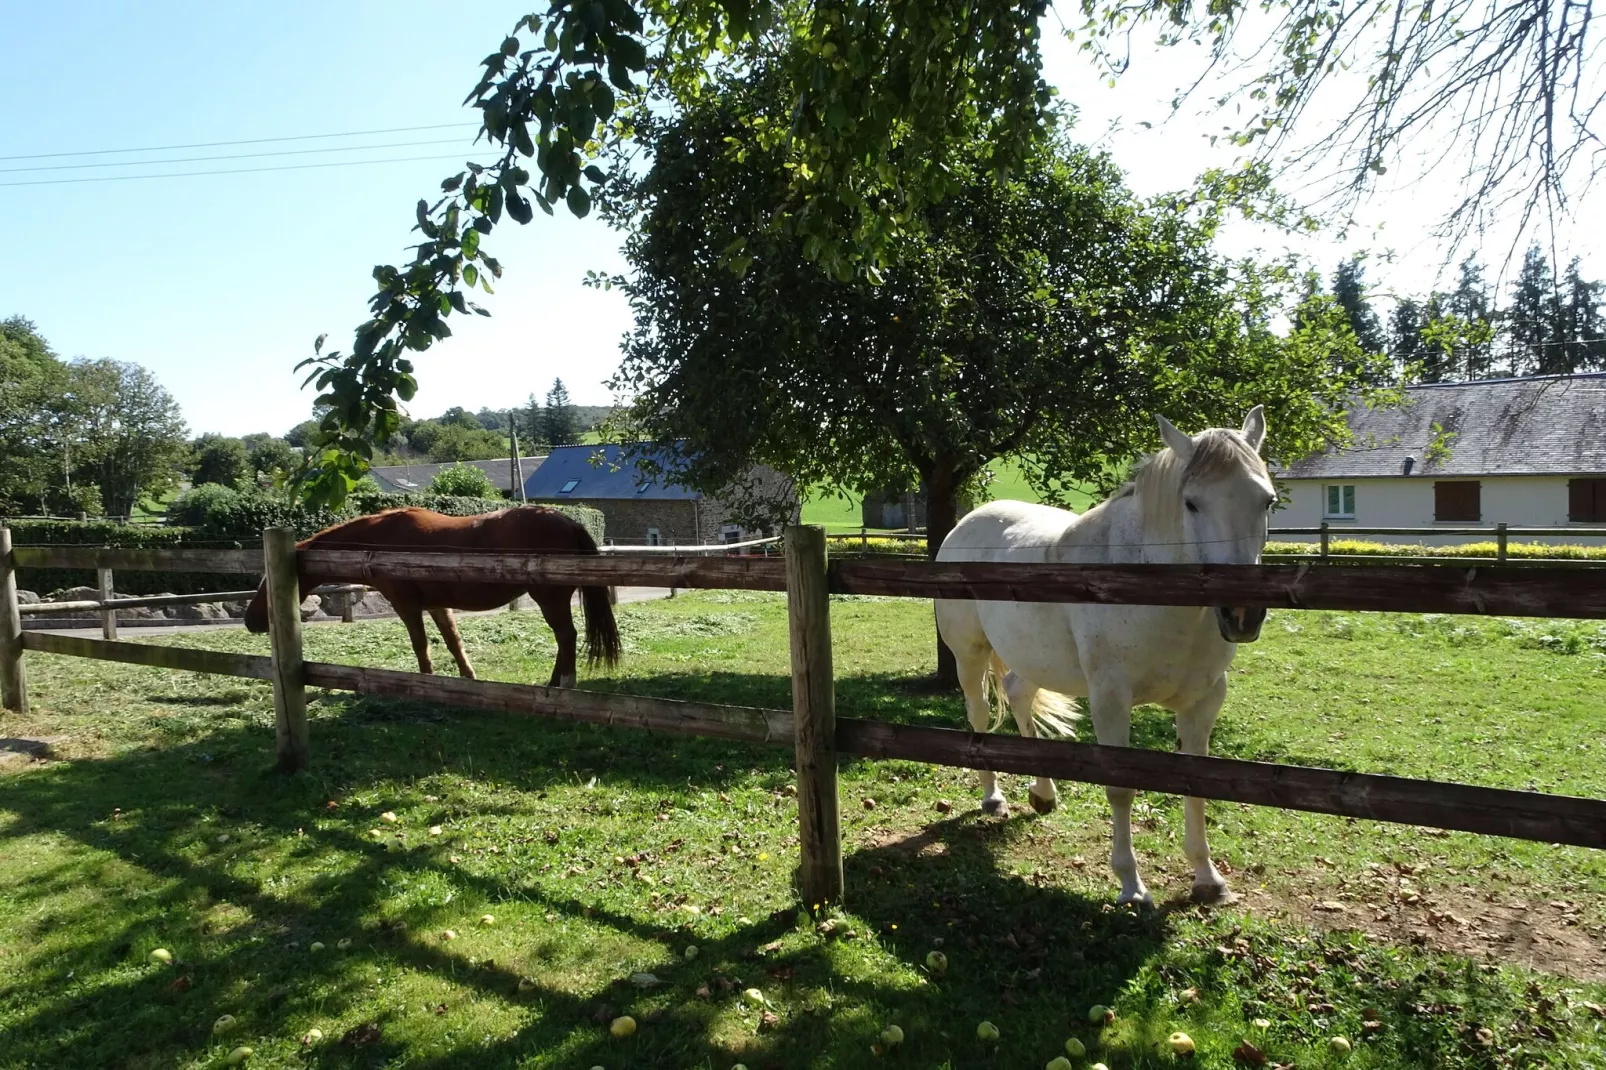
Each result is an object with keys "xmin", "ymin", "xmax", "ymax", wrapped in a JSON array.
[{"xmin": 0, "ymin": 671, "xmax": 1178, "ymax": 1069}]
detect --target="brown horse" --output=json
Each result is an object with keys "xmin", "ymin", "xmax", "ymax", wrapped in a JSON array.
[{"xmin": 243, "ymin": 506, "xmax": 620, "ymax": 687}]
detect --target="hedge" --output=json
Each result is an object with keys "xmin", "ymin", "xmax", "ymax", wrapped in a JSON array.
[
  {"xmin": 3, "ymin": 520, "xmax": 249, "ymax": 597},
  {"xmin": 5, "ymin": 497, "xmax": 607, "ymax": 597}
]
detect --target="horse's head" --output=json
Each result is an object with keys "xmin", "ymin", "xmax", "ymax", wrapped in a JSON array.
[
  {"xmin": 242, "ymin": 579, "xmax": 270, "ymax": 634},
  {"xmin": 1156, "ymin": 405, "xmax": 1275, "ymax": 643}
]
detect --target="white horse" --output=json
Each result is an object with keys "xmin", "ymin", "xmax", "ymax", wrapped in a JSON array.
[{"xmin": 935, "ymin": 407, "xmax": 1275, "ymax": 906}]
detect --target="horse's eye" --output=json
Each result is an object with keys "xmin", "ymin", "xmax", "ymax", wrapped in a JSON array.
[{"xmin": 1185, "ymin": 500, "xmax": 1199, "ymax": 514}]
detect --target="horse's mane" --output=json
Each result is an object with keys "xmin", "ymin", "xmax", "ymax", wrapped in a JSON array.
[{"xmin": 1112, "ymin": 428, "xmax": 1268, "ymax": 539}]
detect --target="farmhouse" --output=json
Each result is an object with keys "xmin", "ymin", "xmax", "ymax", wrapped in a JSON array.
[
  {"xmin": 1277, "ymin": 372, "xmax": 1606, "ymax": 543},
  {"xmin": 522, "ymin": 443, "xmax": 798, "ymax": 546},
  {"xmin": 366, "ymin": 456, "xmax": 544, "ymax": 497}
]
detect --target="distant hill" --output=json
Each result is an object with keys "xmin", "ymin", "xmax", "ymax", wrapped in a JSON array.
[{"xmin": 570, "ymin": 405, "xmax": 615, "ymax": 431}]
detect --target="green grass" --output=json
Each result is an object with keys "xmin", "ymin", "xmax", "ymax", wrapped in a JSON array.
[
  {"xmin": 802, "ymin": 458, "xmax": 1101, "ymax": 534},
  {"xmin": 3, "ymin": 596, "xmax": 1606, "ymax": 1068}
]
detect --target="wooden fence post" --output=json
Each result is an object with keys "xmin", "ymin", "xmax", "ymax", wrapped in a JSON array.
[
  {"xmin": 0, "ymin": 527, "xmax": 26, "ymax": 714},
  {"xmin": 98, "ymin": 567, "xmax": 118, "ymax": 640},
  {"xmin": 264, "ymin": 527, "xmax": 308, "ymax": 772},
  {"xmin": 1497, "ymin": 522, "xmax": 1509, "ymax": 563},
  {"xmin": 1319, "ymin": 521, "xmax": 1330, "ymax": 560},
  {"xmin": 785, "ymin": 524, "xmax": 843, "ymax": 911},
  {"xmin": 341, "ymin": 587, "xmax": 357, "ymax": 624}
]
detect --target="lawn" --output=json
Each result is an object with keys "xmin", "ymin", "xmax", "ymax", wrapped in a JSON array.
[
  {"xmin": 801, "ymin": 458, "xmax": 1101, "ymax": 534},
  {"xmin": 2, "ymin": 595, "xmax": 1605, "ymax": 1069}
]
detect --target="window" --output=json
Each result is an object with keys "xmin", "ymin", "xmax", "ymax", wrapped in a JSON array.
[
  {"xmin": 1323, "ymin": 484, "xmax": 1356, "ymax": 519},
  {"xmin": 1434, "ymin": 481, "xmax": 1481, "ymax": 522},
  {"xmin": 1569, "ymin": 478, "xmax": 1606, "ymax": 522},
  {"xmin": 645, "ymin": 526, "xmax": 661, "ymax": 546},
  {"xmin": 559, "ymin": 479, "xmax": 580, "ymax": 494},
  {"xmin": 721, "ymin": 524, "xmax": 742, "ymax": 544}
]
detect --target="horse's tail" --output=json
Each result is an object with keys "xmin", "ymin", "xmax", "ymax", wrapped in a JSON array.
[
  {"xmin": 985, "ymin": 653, "xmax": 1010, "ymax": 733},
  {"xmin": 581, "ymin": 584, "xmax": 621, "ymax": 668},
  {"xmin": 989, "ymin": 656, "xmax": 1080, "ymax": 737},
  {"xmin": 571, "ymin": 524, "xmax": 620, "ymax": 668}
]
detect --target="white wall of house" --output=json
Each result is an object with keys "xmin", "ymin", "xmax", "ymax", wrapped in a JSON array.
[{"xmin": 1275, "ymin": 475, "xmax": 1606, "ymax": 545}]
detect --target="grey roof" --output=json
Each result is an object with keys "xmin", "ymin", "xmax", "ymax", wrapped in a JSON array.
[
  {"xmin": 524, "ymin": 444, "xmax": 703, "ymax": 501},
  {"xmin": 367, "ymin": 456, "xmax": 544, "ymax": 495},
  {"xmin": 1283, "ymin": 373, "xmax": 1606, "ymax": 479}
]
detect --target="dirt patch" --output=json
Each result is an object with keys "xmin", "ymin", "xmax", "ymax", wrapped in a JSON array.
[
  {"xmin": 1235, "ymin": 883, "xmax": 1606, "ymax": 984},
  {"xmin": 0, "ymin": 736, "xmax": 65, "ymax": 772}
]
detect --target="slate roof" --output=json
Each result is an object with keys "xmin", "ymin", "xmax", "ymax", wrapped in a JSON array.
[
  {"xmin": 1284, "ymin": 373, "xmax": 1606, "ymax": 479},
  {"xmin": 367, "ymin": 456, "xmax": 544, "ymax": 495},
  {"xmin": 523, "ymin": 444, "xmax": 703, "ymax": 501}
]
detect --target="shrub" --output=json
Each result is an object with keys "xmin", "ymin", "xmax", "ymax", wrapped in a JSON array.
[
  {"xmin": 3, "ymin": 519, "xmax": 249, "ymax": 595},
  {"xmin": 428, "ymin": 463, "xmax": 499, "ymax": 498}
]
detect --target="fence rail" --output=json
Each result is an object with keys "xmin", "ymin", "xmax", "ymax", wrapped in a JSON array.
[{"xmin": 4, "ymin": 524, "xmax": 1605, "ymax": 911}]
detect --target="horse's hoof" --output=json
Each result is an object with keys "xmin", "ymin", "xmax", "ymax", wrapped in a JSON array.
[
  {"xmin": 1116, "ymin": 890, "xmax": 1154, "ymax": 909},
  {"xmin": 980, "ymin": 796, "xmax": 1009, "ymax": 817},
  {"xmin": 1028, "ymin": 791, "xmax": 1057, "ymax": 815},
  {"xmin": 1190, "ymin": 881, "xmax": 1235, "ymax": 905}
]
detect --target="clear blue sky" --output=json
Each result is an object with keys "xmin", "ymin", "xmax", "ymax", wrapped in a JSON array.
[
  {"xmin": 1, "ymin": 2, "xmax": 629, "ymax": 437},
  {"xmin": 4, "ymin": 4, "xmax": 1600, "ymax": 440}
]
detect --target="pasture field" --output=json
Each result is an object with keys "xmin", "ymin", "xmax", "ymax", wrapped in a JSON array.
[
  {"xmin": 3, "ymin": 594, "xmax": 1606, "ymax": 1068},
  {"xmin": 801, "ymin": 458, "xmax": 1100, "ymax": 534}
]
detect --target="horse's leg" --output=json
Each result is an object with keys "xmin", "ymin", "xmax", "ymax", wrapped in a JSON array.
[
  {"xmin": 938, "ymin": 599, "xmax": 1007, "ymax": 815},
  {"xmin": 534, "ymin": 589, "xmax": 578, "ymax": 688},
  {"xmin": 428, "ymin": 607, "xmax": 476, "ymax": 680},
  {"xmin": 1175, "ymin": 675, "xmax": 1230, "ymax": 903},
  {"xmin": 396, "ymin": 604, "xmax": 434, "ymax": 674},
  {"xmin": 1087, "ymin": 680, "xmax": 1149, "ymax": 906},
  {"xmin": 1004, "ymin": 671, "xmax": 1058, "ymax": 814}
]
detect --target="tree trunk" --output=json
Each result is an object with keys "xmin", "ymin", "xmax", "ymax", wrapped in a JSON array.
[{"xmin": 925, "ymin": 470, "xmax": 963, "ymax": 688}]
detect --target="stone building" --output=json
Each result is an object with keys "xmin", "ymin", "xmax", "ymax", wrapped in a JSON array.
[{"xmin": 523, "ymin": 443, "xmax": 798, "ymax": 547}]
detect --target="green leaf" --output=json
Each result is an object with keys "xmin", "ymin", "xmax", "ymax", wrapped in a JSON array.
[
  {"xmin": 462, "ymin": 228, "xmax": 481, "ymax": 257},
  {"xmin": 566, "ymin": 186, "xmax": 592, "ymax": 217},
  {"xmin": 506, "ymin": 193, "xmax": 534, "ymax": 224},
  {"xmin": 584, "ymin": 164, "xmax": 606, "ymax": 183},
  {"xmin": 463, "ymin": 264, "xmax": 480, "ymax": 288}
]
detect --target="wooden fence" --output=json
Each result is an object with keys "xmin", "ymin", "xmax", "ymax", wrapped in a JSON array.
[{"xmin": 5, "ymin": 524, "xmax": 1606, "ymax": 910}]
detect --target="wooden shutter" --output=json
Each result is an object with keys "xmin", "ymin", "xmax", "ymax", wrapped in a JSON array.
[
  {"xmin": 1570, "ymin": 478, "xmax": 1606, "ymax": 522},
  {"xmin": 1434, "ymin": 481, "xmax": 1480, "ymax": 522}
]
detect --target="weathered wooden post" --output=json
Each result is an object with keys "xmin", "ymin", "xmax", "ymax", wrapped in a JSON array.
[
  {"xmin": 264, "ymin": 527, "xmax": 308, "ymax": 772},
  {"xmin": 0, "ymin": 527, "xmax": 26, "ymax": 714},
  {"xmin": 1319, "ymin": 521, "xmax": 1330, "ymax": 560},
  {"xmin": 97, "ymin": 567, "xmax": 118, "ymax": 640},
  {"xmin": 784, "ymin": 524, "xmax": 843, "ymax": 910},
  {"xmin": 1497, "ymin": 522, "xmax": 1509, "ymax": 563},
  {"xmin": 340, "ymin": 587, "xmax": 357, "ymax": 624}
]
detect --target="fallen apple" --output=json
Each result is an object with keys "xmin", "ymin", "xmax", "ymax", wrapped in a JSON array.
[
  {"xmin": 1252, "ymin": 1018, "xmax": 1271, "ymax": 1029},
  {"xmin": 148, "ymin": 948, "xmax": 172, "ymax": 966},
  {"xmin": 213, "ymin": 1014, "xmax": 238, "ymax": 1035},
  {"xmin": 925, "ymin": 950, "xmax": 948, "ymax": 975},
  {"xmin": 975, "ymin": 1020, "xmax": 1000, "ymax": 1042},
  {"xmin": 1168, "ymin": 1031, "xmax": 1195, "ymax": 1055},
  {"xmin": 1328, "ymin": 1036, "xmax": 1352, "ymax": 1054},
  {"xmin": 225, "ymin": 1046, "xmax": 253, "ymax": 1065},
  {"xmin": 381, "ymin": 812, "xmax": 399, "ymax": 823},
  {"xmin": 309, "ymin": 941, "xmax": 325, "ymax": 953},
  {"xmin": 1047, "ymin": 1058, "xmax": 1073, "ymax": 1070},
  {"xmin": 429, "ymin": 825, "xmax": 443, "ymax": 836},
  {"xmin": 301, "ymin": 1028, "xmax": 323, "ymax": 1045},
  {"xmin": 1088, "ymin": 1004, "xmax": 1115, "ymax": 1025},
  {"xmin": 480, "ymin": 914, "xmax": 496, "ymax": 926},
  {"xmin": 684, "ymin": 945, "xmax": 699, "ymax": 961},
  {"xmin": 1092, "ymin": 1064, "xmax": 1111, "ymax": 1070},
  {"xmin": 442, "ymin": 930, "xmax": 458, "ymax": 941},
  {"xmin": 610, "ymin": 1015, "xmax": 637, "ymax": 1038},
  {"xmin": 1064, "ymin": 1037, "xmax": 1086, "ymax": 1057},
  {"xmin": 744, "ymin": 988, "xmax": 766, "ymax": 1006},
  {"xmin": 517, "ymin": 978, "xmax": 536, "ymax": 993},
  {"xmin": 881, "ymin": 1025, "xmax": 904, "ymax": 1047},
  {"xmin": 336, "ymin": 938, "xmax": 353, "ymax": 950}
]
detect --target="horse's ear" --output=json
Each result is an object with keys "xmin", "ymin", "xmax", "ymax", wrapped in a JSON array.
[
  {"xmin": 1241, "ymin": 404, "xmax": 1267, "ymax": 452},
  {"xmin": 1156, "ymin": 415, "xmax": 1194, "ymax": 461}
]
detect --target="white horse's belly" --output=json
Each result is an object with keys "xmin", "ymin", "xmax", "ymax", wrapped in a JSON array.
[{"xmin": 975, "ymin": 600, "xmax": 1088, "ymax": 695}]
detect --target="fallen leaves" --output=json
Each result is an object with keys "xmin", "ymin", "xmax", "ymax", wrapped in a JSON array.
[{"xmin": 1232, "ymin": 1039, "xmax": 1267, "ymax": 1065}]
